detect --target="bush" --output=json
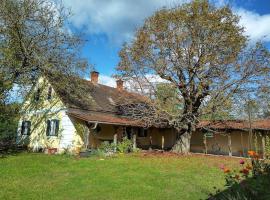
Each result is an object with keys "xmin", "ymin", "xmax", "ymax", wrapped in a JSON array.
[
  {"xmin": 209, "ymin": 151, "xmax": 270, "ymax": 200},
  {"xmin": 90, "ymin": 137, "xmax": 135, "ymax": 158},
  {"xmin": 117, "ymin": 137, "xmax": 132, "ymax": 153},
  {"xmin": 0, "ymin": 103, "xmax": 20, "ymax": 153},
  {"xmin": 98, "ymin": 141, "xmax": 116, "ymax": 157}
]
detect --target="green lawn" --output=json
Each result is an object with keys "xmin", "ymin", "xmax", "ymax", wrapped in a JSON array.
[{"xmin": 0, "ymin": 152, "xmax": 241, "ymax": 200}]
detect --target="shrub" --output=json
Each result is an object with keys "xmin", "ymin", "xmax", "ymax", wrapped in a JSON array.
[
  {"xmin": 117, "ymin": 137, "xmax": 133, "ymax": 153},
  {"xmin": 209, "ymin": 151, "xmax": 270, "ymax": 200},
  {"xmin": 98, "ymin": 141, "xmax": 116, "ymax": 157},
  {"xmin": 89, "ymin": 138, "xmax": 134, "ymax": 157}
]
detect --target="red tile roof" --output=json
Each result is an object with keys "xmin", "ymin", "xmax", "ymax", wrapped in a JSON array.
[
  {"xmin": 67, "ymin": 109, "xmax": 144, "ymax": 127},
  {"xmin": 48, "ymin": 74, "xmax": 147, "ymax": 113},
  {"xmin": 198, "ymin": 119, "xmax": 270, "ymax": 130}
]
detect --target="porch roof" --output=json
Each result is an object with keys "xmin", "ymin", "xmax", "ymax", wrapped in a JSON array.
[
  {"xmin": 67, "ymin": 109, "xmax": 144, "ymax": 127},
  {"xmin": 198, "ymin": 119, "xmax": 270, "ymax": 131}
]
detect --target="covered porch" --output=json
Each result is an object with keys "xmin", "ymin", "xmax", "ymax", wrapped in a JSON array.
[
  {"xmin": 191, "ymin": 120, "xmax": 270, "ymax": 158},
  {"xmin": 67, "ymin": 109, "xmax": 177, "ymax": 151}
]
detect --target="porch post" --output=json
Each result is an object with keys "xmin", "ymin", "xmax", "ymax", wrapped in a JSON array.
[
  {"xmin": 203, "ymin": 134, "xmax": 207, "ymax": 154},
  {"xmin": 133, "ymin": 134, "xmax": 137, "ymax": 150},
  {"xmin": 240, "ymin": 132, "xmax": 244, "ymax": 157},
  {"xmin": 84, "ymin": 126, "xmax": 90, "ymax": 149},
  {"xmin": 228, "ymin": 134, "xmax": 232, "ymax": 157},
  {"xmin": 262, "ymin": 133, "xmax": 266, "ymax": 159},
  {"xmin": 113, "ymin": 134, "xmax": 117, "ymax": 152},
  {"xmin": 161, "ymin": 136, "xmax": 164, "ymax": 150},
  {"xmin": 88, "ymin": 130, "xmax": 96, "ymax": 149},
  {"xmin": 149, "ymin": 136, "xmax": 153, "ymax": 150}
]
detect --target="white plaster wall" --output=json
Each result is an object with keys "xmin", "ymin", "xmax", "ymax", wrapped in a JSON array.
[{"xmin": 59, "ymin": 112, "xmax": 76, "ymax": 149}]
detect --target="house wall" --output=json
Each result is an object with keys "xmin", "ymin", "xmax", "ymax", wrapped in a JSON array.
[
  {"xmin": 89, "ymin": 125, "xmax": 267, "ymax": 157},
  {"xmin": 190, "ymin": 130, "xmax": 265, "ymax": 157},
  {"xmin": 137, "ymin": 128, "xmax": 176, "ymax": 149},
  {"xmin": 17, "ymin": 77, "xmax": 83, "ymax": 153},
  {"xmin": 88, "ymin": 125, "xmax": 176, "ymax": 150},
  {"xmin": 88, "ymin": 124, "xmax": 118, "ymax": 148}
]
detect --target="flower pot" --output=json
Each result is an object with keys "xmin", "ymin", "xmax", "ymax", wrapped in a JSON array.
[{"xmin": 48, "ymin": 148, "xmax": 57, "ymax": 155}]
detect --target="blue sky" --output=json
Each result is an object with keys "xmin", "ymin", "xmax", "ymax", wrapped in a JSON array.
[{"xmin": 62, "ymin": 0, "xmax": 270, "ymax": 86}]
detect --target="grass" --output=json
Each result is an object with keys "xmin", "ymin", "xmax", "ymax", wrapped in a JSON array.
[{"xmin": 0, "ymin": 152, "xmax": 241, "ymax": 200}]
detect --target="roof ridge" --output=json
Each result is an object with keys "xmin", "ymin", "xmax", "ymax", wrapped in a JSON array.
[{"xmin": 81, "ymin": 77, "xmax": 148, "ymax": 99}]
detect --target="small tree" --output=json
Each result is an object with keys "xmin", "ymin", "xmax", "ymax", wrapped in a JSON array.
[{"xmin": 116, "ymin": 0, "xmax": 270, "ymax": 153}]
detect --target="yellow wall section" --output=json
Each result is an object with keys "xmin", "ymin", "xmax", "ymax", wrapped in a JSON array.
[
  {"xmin": 88, "ymin": 125, "xmax": 176, "ymax": 150},
  {"xmin": 18, "ymin": 77, "xmax": 84, "ymax": 153},
  {"xmin": 190, "ymin": 130, "xmax": 265, "ymax": 156}
]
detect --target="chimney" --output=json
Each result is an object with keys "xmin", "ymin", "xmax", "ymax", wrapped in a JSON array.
[
  {"xmin": 116, "ymin": 79, "xmax": 124, "ymax": 91},
  {"xmin": 90, "ymin": 71, "xmax": 99, "ymax": 84}
]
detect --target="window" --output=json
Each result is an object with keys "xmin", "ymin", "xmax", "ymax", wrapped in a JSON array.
[
  {"xmin": 34, "ymin": 88, "xmax": 41, "ymax": 102},
  {"xmin": 21, "ymin": 121, "xmax": 31, "ymax": 135},
  {"xmin": 138, "ymin": 128, "xmax": 148, "ymax": 137},
  {"xmin": 46, "ymin": 119, "xmax": 59, "ymax": 136},
  {"xmin": 47, "ymin": 86, "xmax": 52, "ymax": 100}
]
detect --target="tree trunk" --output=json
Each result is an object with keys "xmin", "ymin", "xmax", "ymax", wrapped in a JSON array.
[{"xmin": 172, "ymin": 130, "xmax": 192, "ymax": 153}]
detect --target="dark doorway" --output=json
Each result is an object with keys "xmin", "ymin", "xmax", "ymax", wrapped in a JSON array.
[{"xmin": 126, "ymin": 127, "xmax": 132, "ymax": 139}]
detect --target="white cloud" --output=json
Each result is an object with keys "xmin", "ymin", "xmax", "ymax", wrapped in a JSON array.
[
  {"xmin": 99, "ymin": 74, "xmax": 116, "ymax": 87},
  {"xmin": 62, "ymin": 0, "xmax": 270, "ymax": 44},
  {"xmin": 85, "ymin": 74, "xmax": 116, "ymax": 87},
  {"xmin": 237, "ymin": 9, "xmax": 270, "ymax": 42},
  {"xmin": 62, "ymin": 0, "xmax": 184, "ymax": 44}
]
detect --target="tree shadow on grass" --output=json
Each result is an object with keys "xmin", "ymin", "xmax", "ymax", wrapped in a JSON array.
[{"xmin": 207, "ymin": 173, "xmax": 270, "ymax": 200}]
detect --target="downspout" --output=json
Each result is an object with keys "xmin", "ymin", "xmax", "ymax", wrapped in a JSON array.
[{"xmin": 90, "ymin": 122, "xmax": 98, "ymax": 129}]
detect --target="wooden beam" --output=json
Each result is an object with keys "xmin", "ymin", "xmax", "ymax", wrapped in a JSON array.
[
  {"xmin": 149, "ymin": 136, "xmax": 152, "ymax": 150},
  {"xmin": 89, "ymin": 130, "xmax": 96, "ymax": 148},
  {"xmin": 240, "ymin": 132, "xmax": 244, "ymax": 157},
  {"xmin": 262, "ymin": 133, "xmax": 266, "ymax": 159},
  {"xmin": 133, "ymin": 134, "xmax": 137, "ymax": 150},
  {"xmin": 203, "ymin": 134, "xmax": 207, "ymax": 154},
  {"xmin": 161, "ymin": 136, "xmax": 164, "ymax": 150},
  {"xmin": 84, "ymin": 126, "xmax": 90, "ymax": 149},
  {"xmin": 113, "ymin": 133, "xmax": 117, "ymax": 152},
  {"xmin": 228, "ymin": 134, "xmax": 232, "ymax": 157}
]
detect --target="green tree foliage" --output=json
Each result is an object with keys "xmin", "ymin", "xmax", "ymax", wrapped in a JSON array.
[
  {"xmin": 200, "ymin": 95, "xmax": 235, "ymax": 120},
  {"xmin": 156, "ymin": 83, "xmax": 182, "ymax": 117},
  {"xmin": 116, "ymin": 0, "xmax": 270, "ymax": 153},
  {"xmin": 0, "ymin": 0, "xmax": 87, "ymax": 100},
  {"xmin": 0, "ymin": 0, "xmax": 88, "ymax": 141},
  {"xmin": 0, "ymin": 103, "xmax": 20, "ymax": 145}
]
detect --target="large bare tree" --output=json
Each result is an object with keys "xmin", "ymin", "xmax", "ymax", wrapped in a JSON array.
[{"xmin": 116, "ymin": 0, "xmax": 270, "ymax": 153}]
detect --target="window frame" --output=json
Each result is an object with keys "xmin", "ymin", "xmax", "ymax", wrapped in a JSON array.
[
  {"xmin": 21, "ymin": 121, "xmax": 31, "ymax": 135},
  {"xmin": 34, "ymin": 88, "xmax": 41, "ymax": 102},
  {"xmin": 138, "ymin": 128, "xmax": 148, "ymax": 138},
  {"xmin": 46, "ymin": 119, "xmax": 60, "ymax": 137}
]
